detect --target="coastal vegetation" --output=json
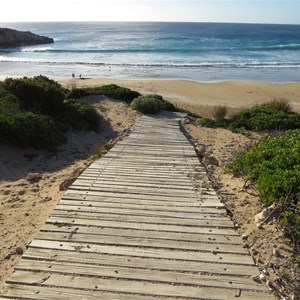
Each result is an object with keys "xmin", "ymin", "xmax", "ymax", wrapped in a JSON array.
[
  {"xmin": 0, "ymin": 76, "xmax": 101, "ymax": 151},
  {"xmin": 0, "ymin": 77, "xmax": 178, "ymax": 151},
  {"xmin": 227, "ymin": 130, "xmax": 300, "ymax": 245},
  {"xmin": 196, "ymin": 99, "xmax": 300, "ymax": 247},
  {"xmin": 197, "ymin": 99, "xmax": 300, "ymax": 132},
  {"xmin": 130, "ymin": 94, "xmax": 176, "ymax": 114},
  {"xmin": 66, "ymin": 84, "xmax": 141, "ymax": 103},
  {"xmin": 68, "ymin": 85, "xmax": 177, "ymax": 114}
]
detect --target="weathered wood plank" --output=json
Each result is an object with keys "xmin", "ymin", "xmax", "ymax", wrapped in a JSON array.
[
  {"xmin": 67, "ymin": 186, "xmax": 217, "ymax": 199},
  {"xmin": 22, "ymin": 247, "xmax": 259, "ymax": 277},
  {"xmin": 75, "ymin": 177, "xmax": 197, "ymax": 187},
  {"xmin": 54, "ymin": 204, "xmax": 229, "ymax": 220},
  {"xmin": 81, "ymin": 171, "xmax": 204, "ymax": 180},
  {"xmin": 61, "ymin": 192, "xmax": 223, "ymax": 207},
  {"xmin": 2, "ymin": 284, "xmax": 169, "ymax": 300},
  {"xmin": 78, "ymin": 177, "xmax": 198, "ymax": 186},
  {"xmin": 6, "ymin": 270, "xmax": 273, "ymax": 300},
  {"xmin": 16, "ymin": 259, "xmax": 266, "ymax": 291},
  {"xmin": 64, "ymin": 189, "xmax": 222, "ymax": 205},
  {"xmin": 35, "ymin": 231, "xmax": 248, "ymax": 254},
  {"xmin": 50, "ymin": 210, "xmax": 235, "ymax": 228},
  {"xmin": 47, "ymin": 216, "xmax": 238, "ymax": 235},
  {"xmin": 72, "ymin": 180, "xmax": 199, "ymax": 192},
  {"xmin": 29, "ymin": 239, "xmax": 255, "ymax": 265},
  {"xmin": 40, "ymin": 223, "xmax": 243, "ymax": 244},
  {"xmin": 58, "ymin": 198, "xmax": 224, "ymax": 214}
]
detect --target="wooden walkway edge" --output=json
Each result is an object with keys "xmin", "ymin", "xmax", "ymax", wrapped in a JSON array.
[{"xmin": 1, "ymin": 112, "xmax": 274, "ymax": 299}]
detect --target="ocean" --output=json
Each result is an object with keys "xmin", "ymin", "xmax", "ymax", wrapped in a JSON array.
[{"xmin": 0, "ymin": 22, "xmax": 300, "ymax": 82}]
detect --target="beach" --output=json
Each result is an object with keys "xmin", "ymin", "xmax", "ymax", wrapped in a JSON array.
[
  {"xmin": 1, "ymin": 19, "xmax": 300, "ymax": 299},
  {"xmin": 58, "ymin": 77, "xmax": 300, "ymax": 115}
]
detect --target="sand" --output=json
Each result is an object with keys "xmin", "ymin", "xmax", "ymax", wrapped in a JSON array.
[{"xmin": 58, "ymin": 77, "xmax": 300, "ymax": 116}]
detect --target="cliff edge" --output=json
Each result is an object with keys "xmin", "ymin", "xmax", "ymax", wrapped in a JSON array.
[{"xmin": 0, "ymin": 28, "xmax": 54, "ymax": 48}]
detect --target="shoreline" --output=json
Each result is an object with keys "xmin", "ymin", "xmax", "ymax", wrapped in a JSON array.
[
  {"xmin": 57, "ymin": 77, "xmax": 300, "ymax": 114},
  {"xmin": 1, "ymin": 75, "xmax": 300, "ymax": 113}
]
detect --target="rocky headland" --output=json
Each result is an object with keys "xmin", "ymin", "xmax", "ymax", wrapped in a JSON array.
[{"xmin": 0, "ymin": 28, "xmax": 54, "ymax": 48}]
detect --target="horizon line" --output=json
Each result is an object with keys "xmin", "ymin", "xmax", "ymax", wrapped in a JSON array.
[{"xmin": 1, "ymin": 20, "xmax": 300, "ymax": 26}]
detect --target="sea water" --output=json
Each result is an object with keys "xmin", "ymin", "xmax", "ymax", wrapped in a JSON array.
[{"xmin": 0, "ymin": 22, "xmax": 300, "ymax": 82}]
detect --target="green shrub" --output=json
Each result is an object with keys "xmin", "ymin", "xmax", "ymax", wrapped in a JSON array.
[
  {"xmin": 130, "ymin": 94, "xmax": 179, "ymax": 114},
  {"xmin": 3, "ymin": 76, "xmax": 65, "ymax": 116},
  {"xmin": 267, "ymin": 98, "xmax": 292, "ymax": 113},
  {"xmin": 99, "ymin": 84, "xmax": 141, "ymax": 103},
  {"xmin": 0, "ymin": 77, "xmax": 107, "ymax": 151},
  {"xmin": 130, "ymin": 94, "xmax": 163, "ymax": 114},
  {"xmin": 65, "ymin": 84, "xmax": 141, "ymax": 103},
  {"xmin": 0, "ymin": 87, "xmax": 20, "ymax": 114},
  {"xmin": 66, "ymin": 88, "xmax": 91, "ymax": 99},
  {"xmin": 229, "ymin": 105, "xmax": 300, "ymax": 131},
  {"xmin": 62, "ymin": 99, "xmax": 101, "ymax": 131},
  {"xmin": 0, "ymin": 112, "xmax": 66, "ymax": 151},
  {"xmin": 89, "ymin": 84, "xmax": 141, "ymax": 103},
  {"xmin": 227, "ymin": 129, "xmax": 300, "ymax": 243},
  {"xmin": 161, "ymin": 99, "xmax": 177, "ymax": 111},
  {"xmin": 196, "ymin": 101, "xmax": 300, "ymax": 132}
]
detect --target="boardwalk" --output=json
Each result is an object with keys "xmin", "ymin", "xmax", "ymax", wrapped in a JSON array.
[{"xmin": 1, "ymin": 112, "xmax": 273, "ymax": 299}]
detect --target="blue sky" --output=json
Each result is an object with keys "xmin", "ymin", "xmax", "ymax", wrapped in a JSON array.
[{"xmin": 1, "ymin": 0, "xmax": 299, "ymax": 24}]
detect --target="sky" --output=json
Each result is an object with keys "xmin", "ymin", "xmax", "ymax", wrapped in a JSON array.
[{"xmin": 1, "ymin": 0, "xmax": 299, "ymax": 24}]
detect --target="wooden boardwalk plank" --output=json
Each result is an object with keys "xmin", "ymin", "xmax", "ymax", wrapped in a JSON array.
[
  {"xmin": 61, "ymin": 192, "xmax": 223, "ymax": 207},
  {"xmin": 50, "ymin": 209, "xmax": 234, "ymax": 227},
  {"xmin": 58, "ymin": 198, "xmax": 225, "ymax": 214},
  {"xmin": 28, "ymin": 239, "xmax": 255, "ymax": 265},
  {"xmin": 47, "ymin": 216, "xmax": 239, "ymax": 235},
  {"xmin": 35, "ymin": 231, "xmax": 248, "ymax": 254},
  {"xmin": 1, "ymin": 112, "xmax": 273, "ymax": 299},
  {"xmin": 40, "ymin": 223, "xmax": 243, "ymax": 244},
  {"xmin": 22, "ymin": 247, "xmax": 260, "ymax": 277},
  {"xmin": 16, "ymin": 259, "xmax": 267, "ymax": 291},
  {"xmin": 54, "ymin": 204, "xmax": 229, "ymax": 220},
  {"xmin": 7, "ymin": 270, "xmax": 272, "ymax": 300}
]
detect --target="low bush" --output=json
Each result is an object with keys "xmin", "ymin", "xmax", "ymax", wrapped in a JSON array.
[
  {"xmin": 98, "ymin": 84, "xmax": 141, "ymax": 103},
  {"xmin": 0, "ymin": 112, "xmax": 66, "ymax": 151},
  {"xmin": 62, "ymin": 99, "xmax": 101, "ymax": 131},
  {"xmin": 0, "ymin": 88, "xmax": 20, "ymax": 114},
  {"xmin": 130, "ymin": 94, "xmax": 162, "ymax": 114},
  {"xmin": 227, "ymin": 129, "xmax": 300, "ymax": 243},
  {"xmin": 161, "ymin": 99, "xmax": 177, "ymax": 111},
  {"xmin": 0, "ymin": 77, "xmax": 105, "ymax": 150},
  {"xmin": 268, "ymin": 97, "xmax": 292, "ymax": 113},
  {"xmin": 196, "ymin": 100, "xmax": 300, "ymax": 133},
  {"xmin": 66, "ymin": 88, "xmax": 91, "ymax": 99},
  {"xmin": 229, "ymin": 105, "xmax": 300, "ymax": 131},
  {"xmin": 65, "ymin": 84, "xmax": 141, "ymax": 103},
  {"xmin": 130, "ymin": 94, "xmax": 179, "ymax": 114},
  {"xmin": 3, "ymin": 76, "xmax": 66, "ymax": 116}
]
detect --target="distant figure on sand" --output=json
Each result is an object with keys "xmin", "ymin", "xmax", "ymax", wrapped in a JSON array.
[{"xmin": 72, "ymin": 73, "xmax": 75, "ymax": 78}]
